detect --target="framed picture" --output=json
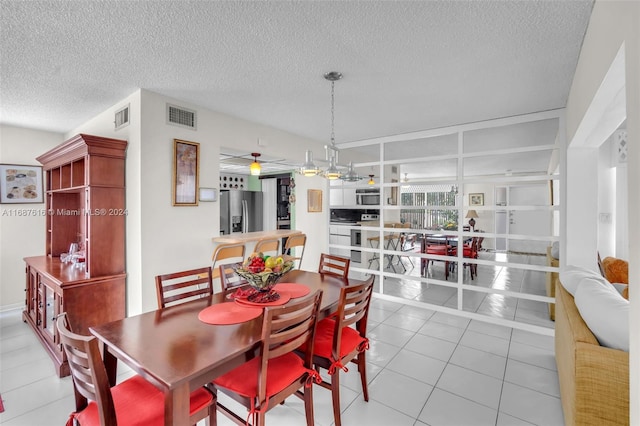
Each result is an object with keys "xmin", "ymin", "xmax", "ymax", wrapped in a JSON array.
[
  {"xmin": 469, "ymin": 193, "xmax": 484, "ymax": 206},
  {"xmin": 307, "ymin": 189, "xmax": 322, "ymax": 212},
  {"xmin": 173, "ymin": 139, "xmax": 200, "ymax": 206},
  {"xmin": 0, "ymin": 164, "xmax": 44, "ymax": 204}
]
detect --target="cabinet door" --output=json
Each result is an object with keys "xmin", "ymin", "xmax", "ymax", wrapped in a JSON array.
[
  {"xmin": 26, "ymin": 266, "xmax": 38, "ymax": 322},
  {"xmin": 329, "ymin": 187, "xmax": 344, "ymax": 206},
  {"xmin": 39, "ymin": 277, "xmax": 60, "ymax": 346},
  {"xmin": 343, "ymin": 188, "xmax": 357, "ymax": 206}
]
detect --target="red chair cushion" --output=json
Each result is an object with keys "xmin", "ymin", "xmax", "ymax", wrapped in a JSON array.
[
  {"xmin": 312, "ymin": 318, "xmax": 366, "ymax": 359},
  {"xmin": 213, "ymin": 352, "xmax": 307, "ymax": 398},
  {"xmin": 451, "ymin": 245, "xmax": 476, "ymax": 258},
  {"xmin": 74, "ymin": 375, "xmax": 212, "ymax": 426},
  {"xmin": 426, "ymin": 245, "xmax": 449, "ymax": 255}
]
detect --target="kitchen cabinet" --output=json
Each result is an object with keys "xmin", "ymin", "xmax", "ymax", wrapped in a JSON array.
[
  {"xmin": 329, "ymin": 182, "xmax": 357, "ymax": 206},
  {"xmin": 23, "ymin": 134, "xmax": 127, "ymax": 377}
]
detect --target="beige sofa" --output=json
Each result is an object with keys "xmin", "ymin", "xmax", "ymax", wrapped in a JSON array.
[{"xmin": 555, "ymin": 280, "xmax": 629, "ymax": 425}]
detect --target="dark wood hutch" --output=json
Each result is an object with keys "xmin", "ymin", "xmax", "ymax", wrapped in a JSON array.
[{"xmin": 23, "ymin": 134, "xmax": 127, "ymax": 377}]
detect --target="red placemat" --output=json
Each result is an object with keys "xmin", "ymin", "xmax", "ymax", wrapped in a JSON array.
[
  {"xmin": 235, "ymin": 292, "xmax": 291, "ymax": 307},
  {"xmin": 198, "ymin": 303, "xmax": 263, "ymax": 325},
  {"xmin": 273, "ymin": 283, "xmax": 311, "ymax": 299}
]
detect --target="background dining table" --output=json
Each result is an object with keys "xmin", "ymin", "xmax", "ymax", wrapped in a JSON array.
[{"xmin": 89, "ymin": 269, "xmax": 356, "ymax": 426}]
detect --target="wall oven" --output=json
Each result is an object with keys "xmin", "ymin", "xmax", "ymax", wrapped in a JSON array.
[{"xmin": 356, "ymin": 189, "xmax": 380, "ymax": 205}]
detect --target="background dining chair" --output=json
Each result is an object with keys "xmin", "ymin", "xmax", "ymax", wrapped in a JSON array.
[
  {"xmin": 253, "ymin": 237, "xmax": 280, "ymax": 258},
  {"xmin": 308, "ymin": 276, "xmax": 375, "ymax": 426},
  {"xmin": 421, "ymin": 242, "xmax": 451, "ymax": 280},
  {"xmin": 213, "ymin": 291, "xmax": 323, "ymax": 426},
  {"xmin": 211, "ymin": 242, "xmax": 246, "ymax": 292},
  {"xmin": 450, "ymin": 236, "xmax": 482, "ymax": 280},
  {"xmin": 155, "ymin": 266, "xmax": 214, "ymax": 309},
  {"xmin": 318, "ymin": 253, "xmax": 351, "ymax": 279},
  {"xmin": 57, "ymin": 312, "xmax": 216, "ymax": 426},
  {"xmin": 284, "ymin": 233, "xmax": 307, "ymax": 268},
  {"xmin": 219, "ymin": 262, "xmax": 249, "ymax": 293}
]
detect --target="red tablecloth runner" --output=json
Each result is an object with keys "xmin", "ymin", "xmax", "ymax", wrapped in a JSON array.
[
  {"xmin": 273, "ymin": 283, "xmax": 311, "ymax": 299},
  {"xmin": 198, "ymin": 303, "xmax": 263, "ymax": 325}
]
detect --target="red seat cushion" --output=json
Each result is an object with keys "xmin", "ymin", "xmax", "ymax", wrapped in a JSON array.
[
  {"xmin": 312, "ymin": 318, "xmax": 366, "ymax": 359},
  {"xmin": 426, "ymin": 245, "xmax": 449, "ymax": 255},
  {"xmin": 213, "ymin": 352, "xmax": 307, "ymax": 398},
  {"xmin": 74, "ymin": 375, "xmax": 212, "ymax": 426}
]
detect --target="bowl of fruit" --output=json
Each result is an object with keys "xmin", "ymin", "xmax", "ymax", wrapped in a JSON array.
[{"xmin": 234, "ymin": 252, "xmax": 295, "ymax": 291}]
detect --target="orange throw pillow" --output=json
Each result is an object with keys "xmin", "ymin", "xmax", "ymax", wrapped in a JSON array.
[{"xmin": 602, "ymin": 257, "xmax": 629, "ymax": 284}]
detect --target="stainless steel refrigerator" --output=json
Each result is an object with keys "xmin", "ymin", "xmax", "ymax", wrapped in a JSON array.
[{"xmin": 220, "ymin": 190, "xmax": 264, "ymax": 234}]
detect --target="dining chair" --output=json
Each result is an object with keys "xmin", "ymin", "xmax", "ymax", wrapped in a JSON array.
[
  {"xmin": 284, "ymin": 233, "xmax": 307, "ymax": 268},
  {"xmin": 56, "ymin": 312, "xmax": 216, "ymax": 426},
  {"xmin": 421, "ymin": 241, "xmax": 451, "ymax": 280},
  {"xmin": 219, "ymin": 262, "xmax": 249, "ymax": 293},
  {"xmin": 308, "ymin": 275, "xmax": 375, "ymax": 426},
  {"xmin": 451, "ymin": 236, "xmax": 482, "ymax": 280},
  {"xmin": 155, "ymin": 266, "xmax": 214, "ymax": 309},
  {"xmin": 318, "ymin": 253, "xmax": 351, "ymax": 279},
  {"xmin": 212, "ymin": 291, "xmax": 323, "ymax": 426},
  {"xmin": 211, "ymin": 242, "xmax": 246, "ymax": 291},
  {"xmin": 253, "ymin": 237, "xmax": 280, "ymax": 258}
]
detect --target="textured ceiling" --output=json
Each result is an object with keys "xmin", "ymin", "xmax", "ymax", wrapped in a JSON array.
[{"xmin": 1, "ymin": 1, "xmax": 592, "ymax": 149}]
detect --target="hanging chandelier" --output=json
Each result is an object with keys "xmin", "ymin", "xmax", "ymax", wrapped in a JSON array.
[{"xmin": 299, "ymin": 71, "xmax": 358, "ymax": 180}]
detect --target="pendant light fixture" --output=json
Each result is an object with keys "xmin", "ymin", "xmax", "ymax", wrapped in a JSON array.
[
  {"xmin": 321, "ymin": 71, "xmax": 342, "ymax": 179},
  {"xmin": 368, "ymin": 174, "xmax": 375, "ymax": 185},
  {"xmin": 300, "ymin": 150, "xmax": 319, "ymax": 176},
  {"xmin": 299, "ymin": 71, "xmax": 345, "ymax": 179},
  {"xmin": 340, "ymin": 162, "xmax": 363, "ymax": 182},
  {"xmin": 249, "ymin": 152, "xmax": 261, "ymax": 176}
]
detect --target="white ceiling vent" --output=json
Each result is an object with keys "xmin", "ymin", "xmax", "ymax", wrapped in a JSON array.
[
  {"xmin": 114, "ymin": 104, "xmax": 130, "ymax": 130},
  {"xmin": 167, "ymin": 104, "xmax": 197, "ymax": 130}
]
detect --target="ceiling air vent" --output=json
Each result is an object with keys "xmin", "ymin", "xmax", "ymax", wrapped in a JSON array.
[
  {"xmin": 167, "ymin": 104, "xmax": 197, "ymax": 129},
  {"xmin": 114, "ymin": 104, "xmax": 130, "ymax": 130}
]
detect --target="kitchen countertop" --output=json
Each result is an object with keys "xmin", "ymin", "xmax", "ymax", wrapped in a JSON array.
[
  {"xmin": 212, "ymin": 229, "xmax": 302, "ymax": 244},
  {"xmin": 357, "ymin": 221, "xmax": 408, "ymax": 228}
]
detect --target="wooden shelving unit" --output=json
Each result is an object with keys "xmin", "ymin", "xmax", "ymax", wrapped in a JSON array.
[{"xmin": 23, "ymin": 134, "xmax": 128, "ymax": 377}]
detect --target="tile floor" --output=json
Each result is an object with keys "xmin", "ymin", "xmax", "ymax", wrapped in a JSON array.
[
  {"xmin": 0, "ymin": 295, "xmax": 564, "ymax": 426},
  {"xmin": 359, "ymin": 250, "xmax": 555, "ymax": 331}
]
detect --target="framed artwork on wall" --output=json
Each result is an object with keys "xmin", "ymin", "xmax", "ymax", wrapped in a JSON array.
[
  {"xmin": 469, "ymin": 193, "xmax": 484, "ymax": 206},
  {"xmin": 307, "ymin": 189, "xmax": 322, "ymax": 212},
  {"xmin": 173, "ymin": 139, "xmax": 200, "ymax": 206},
  {"xmin": 0, "ymin": 164, "xmax": 44, "ymax": 204}
]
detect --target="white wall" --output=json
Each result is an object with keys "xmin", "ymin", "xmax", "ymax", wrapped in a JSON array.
[
  {"xmin": 0, "ymin": 126, "xmax": 63, "ymax": 310},
  {"xmin": 565, "ymin": 1, "xmax": 639, "ymax": 422},
  {"xmin": 293, "ymin": 174, "xmax": 329, "ymax": 271},
  {"xmin": 598, "ymin": 137, "xmax": 616, "ymax": 257},
  {"xmin": 70, "ymin": 89, "xmax": 326, "ymax": 313}
]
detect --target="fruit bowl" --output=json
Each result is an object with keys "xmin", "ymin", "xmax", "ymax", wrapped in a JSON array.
[{"xmin": 234, "ymin": 255, "xmax": 294, "ymax": 291}]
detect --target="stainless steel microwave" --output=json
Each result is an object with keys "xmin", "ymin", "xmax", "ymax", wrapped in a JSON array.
[{"xmin": 356, "ymin": 189, "xmax": 380, "ymax": 205}]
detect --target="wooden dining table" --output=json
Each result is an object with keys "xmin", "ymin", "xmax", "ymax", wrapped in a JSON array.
[{"xmin": 89, "ymin": 269, "xmax": 355, "ymax": 426}]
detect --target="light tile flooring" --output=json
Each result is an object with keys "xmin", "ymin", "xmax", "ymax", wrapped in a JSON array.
[
  {"xmin": 361, "ymin": 250, "xmax": 555, "ymax": 331},
  {"xmin": 0, "ymin": 295, "xmax": 564, "ymax": 426}
]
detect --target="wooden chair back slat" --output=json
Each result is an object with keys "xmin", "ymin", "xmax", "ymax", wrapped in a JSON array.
[
  {"xmin": 219, "ymin": 262, "xmax": 250, "ymax": 293},
  {"xmin": 57, "ymin": 313, "xmax": 118, "ymax": 425},
  {"xmin": 254, "ymin": 238, "xmax": 280, "ymax": 257},
  {"xmin": 155, "ymin": 266, "xmax": 214, "ymax": 308},
  {"xmin": 318, "ymin": 253, "xmax": 351, "ymax": 279},
  {"xmin": 284, "ymin": 233, "xmax": 307, "ymax": 267}
]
